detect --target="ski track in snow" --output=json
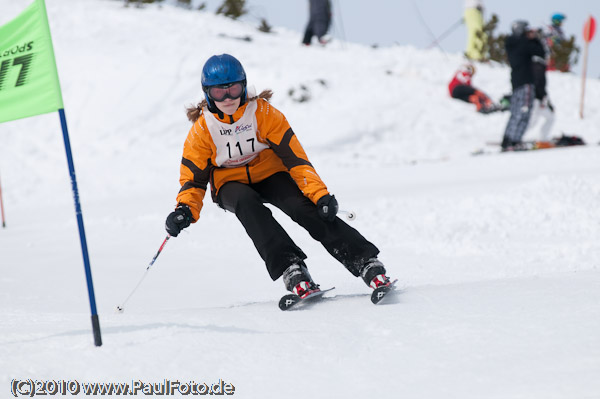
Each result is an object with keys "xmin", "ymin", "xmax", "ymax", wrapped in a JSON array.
[{"xmin": 1, "ymin": 1, "xmax": 599, "ymax": 398}]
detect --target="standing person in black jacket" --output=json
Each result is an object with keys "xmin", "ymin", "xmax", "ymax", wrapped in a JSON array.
[
  {"xmin": 302, "ymin": 0, "xmax": 332, "ymax": 46},
  {"xmin": 501, "ymin": 20, "xmax": 546, "ymax": 150}
]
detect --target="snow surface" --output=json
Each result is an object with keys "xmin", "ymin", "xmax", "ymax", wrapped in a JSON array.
[{"xmin": 1, "ymin": 1, "xmax": 600, "ymax": 398}]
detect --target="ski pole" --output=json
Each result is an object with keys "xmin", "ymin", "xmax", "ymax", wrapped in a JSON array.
[
  {"xmin": 116, "ymin": 235, "xmax": 170, "ymax": 313},
  {"xmin": 339, "ymin": 209, "xmax": 356, "ymax": 221}
]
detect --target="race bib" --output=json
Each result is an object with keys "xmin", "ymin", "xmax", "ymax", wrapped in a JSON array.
[{"xmin": 204, "ymin": 101, "xmax": 268, "ymax": 167}]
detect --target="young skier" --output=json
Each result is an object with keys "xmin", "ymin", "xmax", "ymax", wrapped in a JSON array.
[
  {"xmin": 165, "ymin": 54, "xmax": 393, "ymax": 301},
  {"xmin": 545, "ymin": 13, "xmax": 568, "ymax": 71},
  {"xmin": 448, "ymin": 63, "xmax": 499, "ymax": 114}
]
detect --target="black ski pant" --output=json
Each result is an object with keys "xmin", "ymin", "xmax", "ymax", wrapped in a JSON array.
[
  {"xmin": 302, "ymin": 17, "xmax": 331, "ymax": 44},
  {"xmin": 451, "ymin": 85, "xmax": 476, "ymax": 102},
  {"xmin": 217, "ymin": 172, "xmax": 379, "ymax": 281}
]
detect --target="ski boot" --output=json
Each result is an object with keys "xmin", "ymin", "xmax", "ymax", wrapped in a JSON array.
[
  {"xmin": 282, "ymin": 262, "xmax": 320, "ymax": 298},
  {"xmin": 361, "ymin": 258, "xmax": 397, "ymax": 304},
  {"xmin": 280, "ymin": 262, "xmax": 329, "ymax": 310}
]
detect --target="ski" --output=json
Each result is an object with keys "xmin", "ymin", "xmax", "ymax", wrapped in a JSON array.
[
  {"xmin": 278, "ymin": 287, "xmax": 335, "ymax": 311},
  {"xmin": 474, "ymin": 134, "xmax": 587, "ymax": 156},
  {"xmin": 371, "ymin": 279, "xmax": 399, "ymax": 305}
]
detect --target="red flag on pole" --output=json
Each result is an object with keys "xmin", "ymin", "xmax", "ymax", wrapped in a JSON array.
[
  {"xmin": 583, "ymin": 16, "xmax": 596, "ymax": 43},
  {"xmin": 580, "ymin": 16, "xmax": 596, "ymax": 119}
]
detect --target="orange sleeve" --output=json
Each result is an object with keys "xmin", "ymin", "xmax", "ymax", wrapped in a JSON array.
[
  {"xmin": 175, "ymin": 119, "xmax": 215, "ymax": 222},
  {"xmin": 257, "ymin": 99, "xmax": 329, "ymax": 204}
]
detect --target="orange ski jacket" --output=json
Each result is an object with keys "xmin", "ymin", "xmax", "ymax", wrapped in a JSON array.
[{"xmin": 175, "ymin": 97, "xmax": 329, "ymax": 222}]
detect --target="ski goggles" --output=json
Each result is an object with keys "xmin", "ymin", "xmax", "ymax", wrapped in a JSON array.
[{"xmin": 206, "ymin": 82, "xmax": 245, "ymax": 102}]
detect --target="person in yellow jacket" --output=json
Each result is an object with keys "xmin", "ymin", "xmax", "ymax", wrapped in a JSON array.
[
  {"xmin": 464, "ymin": 0, "xmax": 487, "ymax": 61},
  {"xmin": 165, "ymin": 54, "xmax": 393, "ymax": 300}
]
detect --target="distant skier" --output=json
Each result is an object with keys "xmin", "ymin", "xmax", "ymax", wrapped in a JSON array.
[
  {"xmin": 448, "ymin": 63, "xmax": 499, "ymax": 114},
  {"xmin": 501, "ymin": 20, "xmax": 545, "ymax": 151},
  {"xmin": 302, "ymin": 0, "xmax": 332, "ymax": 46},
  {"xmin": 546, "ymin": 13, "xmax": 567, "ymax": 45},
  {"xmin": 165, "ymin": 54, "xmax": 393, "ymax": 301},
  {"xmin": 545, "ymin": 13, "xmax": 568, "ymax": 71}
]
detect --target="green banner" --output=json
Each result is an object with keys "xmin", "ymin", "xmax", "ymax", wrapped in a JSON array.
[{"xmin": 0, "ymin": 0, "xmax": 63, "ymax": 124}]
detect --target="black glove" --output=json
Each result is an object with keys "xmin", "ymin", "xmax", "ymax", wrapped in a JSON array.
[
  {"xmin": 316, "ymin": 194, "xmax": 338, "ymax": 222},
  {"xmin": 165, "ymin": 205, "xmax": 193, "ymax": 237}
]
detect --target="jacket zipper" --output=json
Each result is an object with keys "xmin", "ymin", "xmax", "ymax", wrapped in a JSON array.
[{"xmin": 245, "ymin": 164, "xmax": 252, "ymax": 185}]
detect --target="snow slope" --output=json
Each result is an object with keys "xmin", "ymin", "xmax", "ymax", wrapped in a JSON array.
[{"xmin": 1, "ymin": 1, "xmax": 599, "ymax": 398}]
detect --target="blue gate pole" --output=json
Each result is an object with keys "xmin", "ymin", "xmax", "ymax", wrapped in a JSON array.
[{"xmin": 58, "ymin": 108, "xmax": 102, "ymax": 347}]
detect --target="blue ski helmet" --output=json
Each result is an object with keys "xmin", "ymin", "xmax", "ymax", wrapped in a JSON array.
[
  {"xmin": 551, "ymin": 13, "xmax": 566, "ymax": 26},
  {"xmin": 201, "ymin": 54, "xmax": 247, "ymax": 107}
]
